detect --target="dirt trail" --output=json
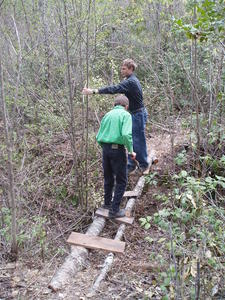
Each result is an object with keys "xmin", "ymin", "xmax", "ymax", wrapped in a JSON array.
[{"xmin": 1, "ymin": 127, "xmax": 189, "ymax": 300}]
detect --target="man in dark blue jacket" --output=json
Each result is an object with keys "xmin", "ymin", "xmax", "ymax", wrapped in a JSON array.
[{"xmin": 82, "ymin": 58, "xmax": 149, "ymax": 174}]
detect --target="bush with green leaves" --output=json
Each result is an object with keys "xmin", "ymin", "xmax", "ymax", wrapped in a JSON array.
[
  {"xmin": 140, "ymin": 164, "xmax": 225, "ymax": 298},
  {"xmin": 0, "ymin": 207, "xmax": 47, "ymax": 255}
]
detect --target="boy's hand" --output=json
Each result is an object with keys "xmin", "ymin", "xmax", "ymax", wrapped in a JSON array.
[{"xmin": 130, "ymin": 152, "xmax": 136, "ymax": 160}]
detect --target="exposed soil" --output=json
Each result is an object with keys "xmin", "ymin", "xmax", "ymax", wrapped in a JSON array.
[{"xmin": 0, "ymin": 123, "xmax": 190, "ymax": 300}]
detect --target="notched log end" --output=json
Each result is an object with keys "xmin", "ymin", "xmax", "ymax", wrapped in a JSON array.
[{"xmin": 48, "ymin": 282, "xmax": 60, "ymax": 292}]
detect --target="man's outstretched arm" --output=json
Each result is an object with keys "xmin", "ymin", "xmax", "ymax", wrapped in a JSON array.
[{"xmin": 82, "ymin": 80, "xmax": 129, "ymax": 95}]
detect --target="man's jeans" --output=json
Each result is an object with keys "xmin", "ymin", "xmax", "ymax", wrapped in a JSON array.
[
  {"xmin": 128, "ymin": 108, "xmax": 148, "ymax": 170},
  {"xmin": 102, "ymin": 143, "xmax": 127, "ymax": 213}
]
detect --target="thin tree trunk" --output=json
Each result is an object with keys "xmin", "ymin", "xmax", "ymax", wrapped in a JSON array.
[
  {"xmin": 193, "ymin": 4, "xmax": 201, "ymax": 173},
  {"xmin": 21, "ymin": 0, "xmax": 33, "ymax": 45},
  {"xmin": 169, "ymin": 222, "xmax": 180, "ymax": 299},
  {"xmin": 11, "ymin": 15, "xmax": 23, "ymax": 144},
  {"xmin": 85, "ymin": 0, "xmax": 91, "ymax": 209},
  {"xmin": 0, "ymin": 59, "xmax": 18, "ymax": 260},
  {"xmin": 41, "ymin": 0, "xmax": 51, "ymax": 88},
  {"xmin": 212, "ymin": 48, "xmax": 224, "ymax": 142},
  {"xmin": 62, "ymin": 0, "xmax": 79, "ymax": 194},
  {"xmin": 195, "ymin": 260, "xmax": 200, "ymax": 299},
  {"xmin": 0, "ymin": 0, "xmax": 5, "ymax": 9}
]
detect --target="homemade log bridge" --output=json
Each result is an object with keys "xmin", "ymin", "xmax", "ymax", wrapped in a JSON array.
[
  {"xmin": 87, "ymin": 195, "xmax": 143, "ymax": 297},
  {"xmin": 87, "ymin": 178, "xmax": 146, "ymax": 296},
  {"xmin": 48, "ymin": 177, "xmax": 144, "ymax": 291},
  {"xmin": 49, "ymin": 151, "xmax": 157, "ymax": 292}
]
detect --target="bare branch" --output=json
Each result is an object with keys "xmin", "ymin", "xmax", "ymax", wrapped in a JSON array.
[{"xmin": 0, "ymin": 0, "xmax": 5, "ymax": 9}]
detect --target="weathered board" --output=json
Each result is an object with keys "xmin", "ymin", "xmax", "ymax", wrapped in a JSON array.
[
  {"xmin": 67, "ymin": 232, "xmax": 125, "ymax": 254},
  {"xmin": 95, "ymin": 208, "xmax": 134, "ymax": 225},
  {"xmin": 123, "ymin": 190, "xmax": 139, "ymax": 198}
]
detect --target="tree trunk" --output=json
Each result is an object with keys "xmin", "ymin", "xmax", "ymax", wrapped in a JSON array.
[
  {"xmin": 85, "ymin": 0, "xmax": 91, "ymax": 209},
  {"xmin": 0, "ymin": 59, "xmax": 18, "ymax": 261},
  {"xmin": 62, "ymin": 0, "xmax": 80, "ymax": 199},
  {"xmin": 193, "ymin": 4, "xmax": 201, "ymax": 173}
]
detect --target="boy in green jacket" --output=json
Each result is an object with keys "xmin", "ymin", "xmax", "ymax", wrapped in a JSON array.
[{"xmin": 96, "ymin": 95, "xmax": 136, "ymax": 218}]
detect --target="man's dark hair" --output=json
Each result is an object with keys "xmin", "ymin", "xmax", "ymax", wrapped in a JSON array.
[
  {"xmin": 122, "ymin": 58, "xmax": 137, "ymax": 71},
  {"xmin": 114, "ymin": 95, "xmax": 129, "ymax": 108}
]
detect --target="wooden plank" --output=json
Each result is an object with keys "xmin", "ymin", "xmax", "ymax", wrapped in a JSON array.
[
  {"xmin": 67, "ymin": 232, "xmax": 125, "ymax": 254},
  {"xmin": 123, "ymin": 190, "xmax": 139, "ymax": 198},
  {"xmin": 95, "ymin": 208, "xmax": 134, "ymax": 225}
]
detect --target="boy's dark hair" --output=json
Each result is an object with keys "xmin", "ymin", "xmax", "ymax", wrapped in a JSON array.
[
  {"xmin": 122, "ymin": 58, "xmax": 137, "ymax": 71},
  {"xmin": 114, "ymin": 95, "xmax": 129, "ymax": 108}
]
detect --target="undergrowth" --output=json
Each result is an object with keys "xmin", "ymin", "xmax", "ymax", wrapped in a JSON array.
[{"xmin": 140, "ymin": 146, "xmax": 225, "ymax": 299}]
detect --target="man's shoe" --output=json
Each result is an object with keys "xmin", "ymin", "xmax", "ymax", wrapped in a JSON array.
[
  {"xmin": 109, "ymin": 209, "xmax": 126, "ymax": 219},
  {"xmin": 140, "ymin": 159, "xmax": 151, "ymax": 175},
  {"xmin": 141, "ymin": 164, "xmax": 151, "ymax": 175},
  {"xmin": 102, "ymin": 203, "xmax": 112, "ymax": 210}
]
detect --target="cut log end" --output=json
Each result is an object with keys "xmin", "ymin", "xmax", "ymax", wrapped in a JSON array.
[{"xmin": 125, "ymin": 208, "xmax": 132, "ymax": 217}]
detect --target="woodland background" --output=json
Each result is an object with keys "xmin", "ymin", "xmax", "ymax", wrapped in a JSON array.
[{"xmin": 0, "ymin": 0, "xmax": 224, "ymax": 299}]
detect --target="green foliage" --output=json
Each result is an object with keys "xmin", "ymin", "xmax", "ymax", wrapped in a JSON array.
[
  {"xmin": 0, "ymin": 207, "xmax": 12, "ymax": 242},
  {"xmin": 145, "ymin": 172, "xmax": 158, "ymax": 186},
  {"xmin": 139, "ymin": 216, "xmax": 152, "ymax": 230},
  {"xmin": 174, "ymin": 149, "xmax": 187, "ymax": 166},
  {"xmin": 56, "ymin": 185, "xmax": 68, "ymax": 202},
  {"xmin": 32, "ymin": 216, "xmax": 47, "ymax": 250},
  {"xmin": 0, "ymin": 207, "xmax": 47, "ymax": 252},
  {"xmin": 140, "ymin": 159, "xmax": 224, "ymax": 297},
  {"xmin": 154, "ymin": 192, "xmax": 169, "ymax": 203},
  {"xmin": 173, "ymin": 0, "xmax": 225, "ymax": 42}
]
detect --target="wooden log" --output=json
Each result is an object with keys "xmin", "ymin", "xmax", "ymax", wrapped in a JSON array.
[
  {"xmin": 87, "ymin": 177, "xmax": 145, "ymax": 297},
  {"xmin": 48, "ymin": 216, "xmax": 106, "ymax": 291},
  {"xmin": 86, "ymin": 224, "xmax": 126, "ymax": 298},
  {"xmin": 150, "ymin": 149, "xmax": 158, "ymax": 165},
  {"xmin": 124, "ymin": 196, "xmax": 136, "ymax": 217}
]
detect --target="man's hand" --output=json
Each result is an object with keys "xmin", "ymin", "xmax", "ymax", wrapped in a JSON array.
[
  {"xmin": 129, "ymin": 152, "xmax": 136, "ymax": 160},
  {"xmin": 82, "ymin": 87, "xmax": 93, "ymax": 95}
]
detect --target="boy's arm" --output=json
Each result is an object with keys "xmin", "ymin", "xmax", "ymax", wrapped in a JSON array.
[{"xmin": 121, "ymin": 113, "xmax": 133, "ymax": 153}]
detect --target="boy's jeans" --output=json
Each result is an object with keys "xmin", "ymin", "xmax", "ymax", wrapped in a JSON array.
[{"xmin": 102, "ymin": 143, "xmax": 127, "ymax": 213}]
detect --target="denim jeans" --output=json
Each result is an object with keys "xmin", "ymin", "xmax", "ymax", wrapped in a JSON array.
[
  {"xmin": 128, "ymin": 107, "xmax": 148, "ymax": 170},
  {"xmin": 102, "ymin": 143, "xmax": 127, "ymax": 213}
]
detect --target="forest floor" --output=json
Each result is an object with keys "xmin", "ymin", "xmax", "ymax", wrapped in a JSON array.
[{"xmin": 0, "ymin": 122, "xmax": 190, "ymax": 300}]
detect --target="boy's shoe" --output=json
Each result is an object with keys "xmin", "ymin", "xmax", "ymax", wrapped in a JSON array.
[
  {"xmin": 102, "ymin": 203, "xmax": 112, "ymax": 210},
  {"xmin": 109, "ymin": 209, "xmax": 125, "ymax": 219}
]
